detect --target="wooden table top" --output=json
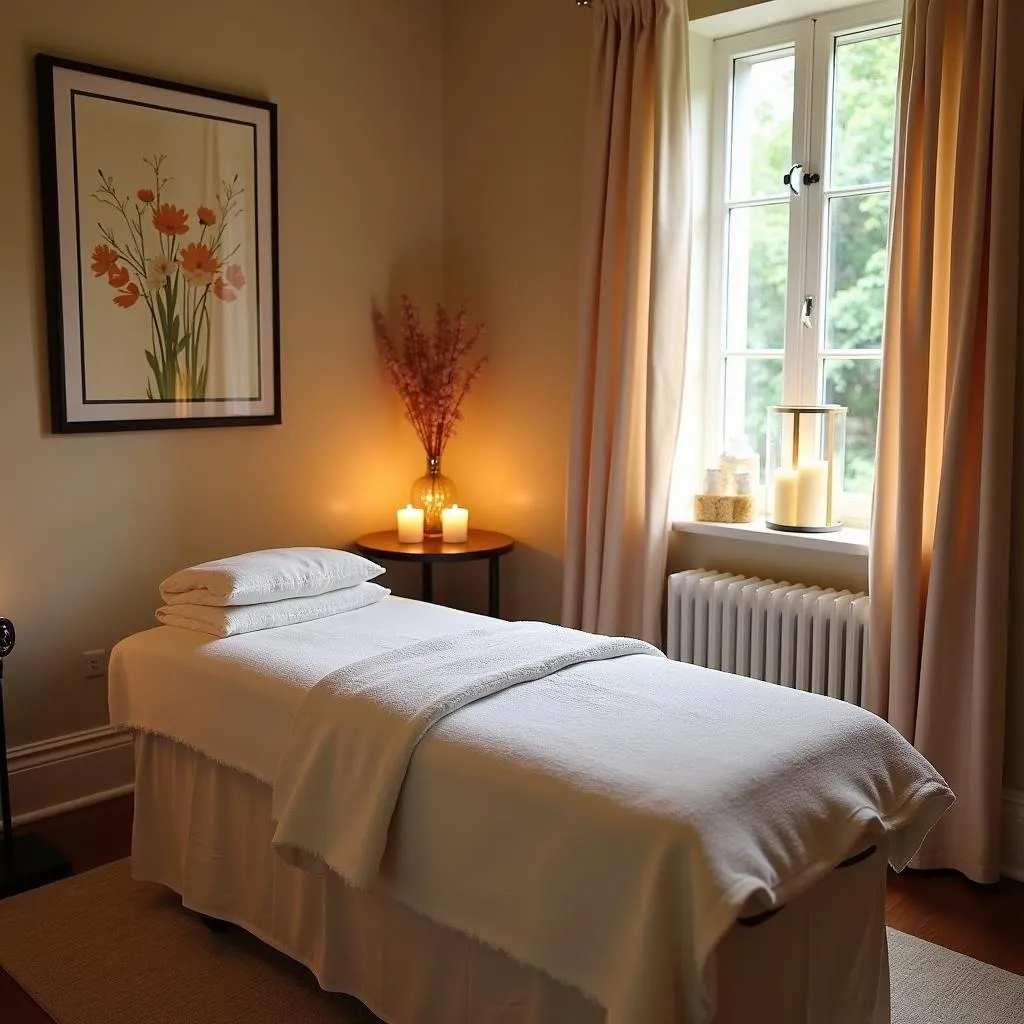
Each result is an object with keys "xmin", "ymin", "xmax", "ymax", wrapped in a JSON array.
[{"xmin": 354, "ymin": 529, "xmax": 515, "ymax": 563}]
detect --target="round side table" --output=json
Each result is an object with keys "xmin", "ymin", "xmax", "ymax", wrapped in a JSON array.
[{"xmin": 354, "ymin": 529, "xmax": 515, "ymax": 618}]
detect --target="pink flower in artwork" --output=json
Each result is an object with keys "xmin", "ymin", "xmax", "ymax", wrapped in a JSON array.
[
  {"xmin": 372, "ymin": 295, "xmax": 486, "ymax": 459},
  {"xmin": 224, "ymin": 263, "xmax": 246, "ymax": 290}
]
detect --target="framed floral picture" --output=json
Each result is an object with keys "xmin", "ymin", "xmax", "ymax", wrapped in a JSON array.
[{"xmin": 36, "ymin": 55, "xmax": 280, "ymax": 432}]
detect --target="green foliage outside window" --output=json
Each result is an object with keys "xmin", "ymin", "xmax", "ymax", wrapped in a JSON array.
[{"xmin": 735, "ymin": 31, "xmax": 899, "ymax": 496}]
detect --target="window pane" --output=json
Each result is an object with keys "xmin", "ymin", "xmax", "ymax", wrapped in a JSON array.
[
  {"xmin": 824, "ymin": 191, "xmax": 890, "ymax": 351},
  {"xmin": 730, "ymin": 52, "xmax": 794, "ymax": 200},
  {"xmin": 829, "ymin": 31, "xmax": 900, "ymax": 188},
  {"xmin": 726, "ymin": 203, "xmax": 790, "ymax": 350},
  {"xmin": 723, "ymin": 356, "xmax": 783, "ymax": 480},
  {"xmin": 823, "ymin": 357, "xmax": 881, "ymax": 495}
]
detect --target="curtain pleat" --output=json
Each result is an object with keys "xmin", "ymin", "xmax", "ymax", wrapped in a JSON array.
[
  {"xmin": 868, "ymin": 0, "xmax": 1024, "ymax": 881},
  {"xmin": 563, "ymin": 0, "xmax": 691, "ymax": 644}
]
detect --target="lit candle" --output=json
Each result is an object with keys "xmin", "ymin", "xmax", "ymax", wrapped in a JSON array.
[
  {"xmin": 772, "ymin": 462, "xmax": 830, "ymax": 528},
  {"xmin": 773, "ymin": 468, "xmax": 800, "ymax": 526},
  {"xmin": 397, "ymin": 504, "xmax": 424, "ymax": 543},
  {"xmin": 441, "ymin": 504, "xmax": 469, "ymax": 543},
  {"xmin": 795, "ymin": 460, "xmax": 829, "ymax": 526}
]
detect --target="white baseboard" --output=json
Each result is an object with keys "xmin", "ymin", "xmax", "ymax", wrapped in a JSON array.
[
  {"xmin": 4, "ymin": 724, "xmax": 134, "ymax": 828},
  {"xmin": 1003, "ymin": 788, "xmax": 1024, "ymax": 883}
]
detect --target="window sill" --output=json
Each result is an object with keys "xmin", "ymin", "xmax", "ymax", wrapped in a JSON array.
[{"xmin": 671, "ymin": 518, "xmax": 869, "ymax": 557}]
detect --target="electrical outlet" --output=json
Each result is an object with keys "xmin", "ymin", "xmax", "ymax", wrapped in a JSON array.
[{"xmin": 83, "ymin": 649, "xmax": 107, "ymax": 679}]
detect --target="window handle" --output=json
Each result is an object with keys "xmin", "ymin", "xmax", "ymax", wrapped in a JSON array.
[
  {"xmin": 801, "ymin": 296, "xmax": 814, "ymax": 328},
  {"xmin": 783, "ymin": 165, "xmax": 821, "ymax": 196}
]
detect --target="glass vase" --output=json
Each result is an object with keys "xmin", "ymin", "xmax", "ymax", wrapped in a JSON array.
[{"xmin": 411, "ymin": 454, "xmax": 457, "ymax": 537}]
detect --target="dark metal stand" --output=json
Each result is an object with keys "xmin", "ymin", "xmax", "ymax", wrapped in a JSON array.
[
  {"xmin": 0, "ymin": 618, "xmax": 72, "ymax": 899},
  {"xmin": 419, "ymin": 557, "xmax": 500, "ymax": 616},
  {"xmin": 488, "ymin": 556, "xmax": 500, "ymax": 618},
  {"xmin": 355, "ymin": 531, "xmax": 514, "ymax": 620}
]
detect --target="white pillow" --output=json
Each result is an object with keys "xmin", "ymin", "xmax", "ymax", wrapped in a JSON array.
[
  {"xmin": 159, "ymin": 547, "xmax": 385, "ymax": 607},
  {"xmin": 157, "ymin": 583, "xmax": 390, "ymax": 638}
]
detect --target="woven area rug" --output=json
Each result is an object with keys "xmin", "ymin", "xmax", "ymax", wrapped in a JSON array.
[
  {"xmin": 0, "ymin": 860, "xmax": 1021, "ymax": 1024},
  {"xmin": 887, "ymin": 928, "xmax": 1024, "ymax": 1024}
]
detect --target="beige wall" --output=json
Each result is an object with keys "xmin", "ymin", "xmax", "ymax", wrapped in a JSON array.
[
  {"xmin": 441, "ymin": 0, "xmax": 593, "ymax": 622},
  {"xmin": 3, "ymin": 0, "xmax": 443, "ymax": 745},
  {"xmin": 669, "ymin": 533, "xmax": 868, "ymax": 594}
]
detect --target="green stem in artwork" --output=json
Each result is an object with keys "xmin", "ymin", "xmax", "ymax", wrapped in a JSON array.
[
  {"xmin": 145, "ymin": 316, "xmax": 162, "ymax": 398},
  {"xmin": 135, "ymin": 207, "xmax": 148, "ymax": 272},
  {"xmin": 186, "ymin": 284, "xmax": 211, "ymax": 396},
  {"xmin": 198, "ymin": 304, "xmax": 212, "ymax": 399}
]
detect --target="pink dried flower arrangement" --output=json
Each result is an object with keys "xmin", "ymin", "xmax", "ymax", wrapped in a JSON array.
[{"xmin": 373, "ymin": 295, "xmax": 487, "ymax": 458}]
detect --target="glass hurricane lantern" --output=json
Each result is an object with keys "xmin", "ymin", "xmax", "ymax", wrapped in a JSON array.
[{"xmin": 766, "ymin": 405, "xmax": 846, "ymax": 533}]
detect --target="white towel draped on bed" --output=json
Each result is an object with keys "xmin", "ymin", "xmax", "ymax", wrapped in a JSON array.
[
  {"xmin": 267, "ymin": 619, "xmax": 953, "ymax": 1024},
  {"xmin": 271, "ymin": 622, "xmax": 660, "ymax": 883}
]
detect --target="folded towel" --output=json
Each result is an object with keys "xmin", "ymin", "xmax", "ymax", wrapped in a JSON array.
[
  {"xmin": 160, "ymin": 547, "xmax": 385, "ymax": 607},
  {"xmin": 157, "ymin": 583, "xmax": 390, "ymax": 637},
  {"xmin": 272, "ymin": 622, "xmax": 661, "ymax": 886}
]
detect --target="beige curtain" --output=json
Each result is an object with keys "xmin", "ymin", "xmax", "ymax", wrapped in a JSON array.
[
  {"xmin": 562, "ymin": 0, "xmax": 691, "ymax": 645},
  {"xmin": 868, "ymin": 0, "xmax": 1024, "ymax": 882}
]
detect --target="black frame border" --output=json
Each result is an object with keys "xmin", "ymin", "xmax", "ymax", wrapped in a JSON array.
[{"xmin": 35, "ymin": 53, "xmax": 282, "ymax": 433}]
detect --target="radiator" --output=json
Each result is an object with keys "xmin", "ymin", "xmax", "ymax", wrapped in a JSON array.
[{"xmin": 667, "ymin": 569, "xmax": 870, "ymax": 707}]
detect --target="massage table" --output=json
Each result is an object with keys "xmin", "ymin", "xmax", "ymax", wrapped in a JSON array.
[{"xmin": 109, "ymin": 596, "xmax": 952, "ymax": 1024}]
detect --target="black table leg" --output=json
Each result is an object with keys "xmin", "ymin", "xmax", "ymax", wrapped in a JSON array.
[
  {"xmin": 422, "ymin": 562, "xmax": 434, "ymax": 604},
  {"xmin": 488, "ymin": 556, "xmax": 500, "ymax": 618}
]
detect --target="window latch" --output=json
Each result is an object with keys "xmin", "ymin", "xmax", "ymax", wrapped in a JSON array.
[
  {"xmin": 783, "ymin": 164, "xmax": 821, "ymax": 196},
  {"xmin": 801, "ymin": 296, "xmax": 814, "ymax": 328}
]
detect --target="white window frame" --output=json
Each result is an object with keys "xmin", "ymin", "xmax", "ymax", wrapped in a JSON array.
[{"xmin": 704, "ymin": 0, "xmax": 901, "ymax": 528}]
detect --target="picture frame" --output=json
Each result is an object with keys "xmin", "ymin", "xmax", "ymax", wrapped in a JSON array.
[{"xmin": 36, "ymin": 54, "xmax": 281, "ymax": 432}]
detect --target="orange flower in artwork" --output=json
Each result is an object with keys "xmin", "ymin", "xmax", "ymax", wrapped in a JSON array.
[
  {"xmin": 107, "ymin": 263, "xmax": 130, "ymax": 289},
  {"xmin": 90, "ymin": 243, "xmax": 119, "ymax": 277},
  {"xmin": 113, "ymin": 283, "xmax": 141, "ymax": 308},
  {"xmin": 197, "ymin": 206, "xmax": 217, "ymax": 226},
  {"xmin": 178, "ymin": 242, "xmax": 221, "ymax": 286},
  {"xmin": 152, "ymin": 203, "xmax": 189, "ymax": 236},
  {"xmin": 224, "ymin": 263, "xmax": 246, "ymax": 290},
  {"xmin": 137, "ymin": 188, "xmax": 155, "ymax": 203},
  {"xmin": 212, "ymin": 278, "xmax": 238, "ymax": 303}
]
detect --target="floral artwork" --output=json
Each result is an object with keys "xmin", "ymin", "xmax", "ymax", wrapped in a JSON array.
[
  {"xmin": 37, "ymin": 54, "xmax": 279, "ymax": 432},
  {"xmin": 373, "ymin": 295, "xmax": 487, "ymax": 461},
  {"xmin": 91, "ymin": 155, "xmax": 247, "ymax": 400}
]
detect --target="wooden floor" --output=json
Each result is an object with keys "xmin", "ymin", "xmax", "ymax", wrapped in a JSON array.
[
  {"xmin": 2, "ymin": 795, "xmax": 1023, "ymax": 1023},
  {"xmin": 886, "ymin": 867, "xmax": 1024, "ymax": 976}
]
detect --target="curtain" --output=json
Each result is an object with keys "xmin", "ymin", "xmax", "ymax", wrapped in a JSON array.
[
  {"xmin": 868, "ymin": 0, "xmax": 1024, "ymax": 882},
  {"xmin": 562, "ymin": 0, "xmax": 691, "ymax": 645}
]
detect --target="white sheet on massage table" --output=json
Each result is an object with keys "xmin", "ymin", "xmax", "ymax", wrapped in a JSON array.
[
  {"xmin": 109, "ymin": 596, "xmax": 494, "ymax": 784},
  {"xmin": 132, "ymin": 732, "xmax": 890, "ymax": 1024}
]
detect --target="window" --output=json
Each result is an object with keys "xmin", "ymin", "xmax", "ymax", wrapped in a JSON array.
[{"xmin": 705, "ymin": 2, "xmax": 901, "ymax": 523}]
